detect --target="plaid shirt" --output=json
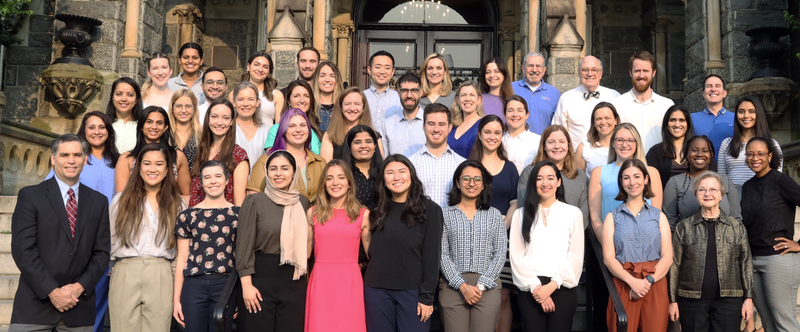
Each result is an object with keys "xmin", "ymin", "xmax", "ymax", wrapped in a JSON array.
[
  {"xmin": 409, "ymin": 145, "xmax": 465, "ymax": 207},
  {"xmin": 440, "ymin": 205, "xmax": 508, "ymax": 289}
]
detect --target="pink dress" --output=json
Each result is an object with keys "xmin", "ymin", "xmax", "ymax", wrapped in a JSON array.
[{"xmin": 305, "ymin": 208, "xmax": 367, "ymax": 332}]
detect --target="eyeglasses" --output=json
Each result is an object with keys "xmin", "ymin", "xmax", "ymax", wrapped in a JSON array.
[
  {"xmin": 526, "ymin": 64, "xmax": 545, "ymax": 69},
  {"xmin": 614, "ymin": 138, "xmax": 636, "ymax": 146},
  {"xmin": 697, "ymin": 188, "xmax": 720, "ymax": 195},
  {"xmin": 580, "ymin": 68, "xmax": 602, "ymax": 75},
  {"xmin": 746, "ymin": 152, "xmax": 769, "ymax": 159},
  {"xmin": 204, "ymin": 80, "xmax": 226, "ymax": 87},
  {"xmin": 461, "ymin": 176, "xmax": 483, "ymax": 184},
  {"xmin": 399, "ymin": 88, "xmax": 421, "ymax": 95}
]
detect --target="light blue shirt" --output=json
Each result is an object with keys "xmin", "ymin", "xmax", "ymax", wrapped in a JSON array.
[
  {"xmin": 53, "ymin": 174, "xmax": 80, "ymax": 207},
  {"xmin": 47, "ymin": 155, "xmax": 114, "ymax": 203},
  {"xmin": 691, "ymin": 107, "xmax": 734, "ymax": 153},
  {"xmin": 383, "ymin": 107, "xmax": 426, "ymax": 157},
  {"xmin": 612, "ymin": 203, "xmax": 663, "ymax": 264},
  {"xmin": 409, "ymin": 145, "xmax": 466, "ymax": 207},
  {"xmin": 512, "ymin": 80, "xmax": 561, "ymax": 135},
  {"xmin": 364, "ymin": 85, "xmax": 402, "ymax": 138}
]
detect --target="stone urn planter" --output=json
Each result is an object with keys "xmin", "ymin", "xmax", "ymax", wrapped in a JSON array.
[
  {"xmin": 746, "ymin": 26, "xmax": 790, "ymax": 80},
  {"xmin": 52, "ymin": 14, "xmax": 102, "ymax": 67}
]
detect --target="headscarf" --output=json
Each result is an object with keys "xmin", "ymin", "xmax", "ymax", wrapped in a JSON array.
[{"xmin": 263, "ymin": 150, "xmax": 308, "ymax": 280}]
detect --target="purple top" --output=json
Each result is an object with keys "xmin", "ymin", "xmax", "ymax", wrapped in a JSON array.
[
  {"xmin": 482, "ymin": 94, "xmax": 506, "ymax": 123},
  {"xmin": 447, "ymin": 120, "xmax": 481, "ymax": 159}
]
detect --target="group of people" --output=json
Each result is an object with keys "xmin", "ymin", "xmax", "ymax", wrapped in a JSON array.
[{"xmin": 8, "ymin": 42, "xmax": 800, "ymax": 332}]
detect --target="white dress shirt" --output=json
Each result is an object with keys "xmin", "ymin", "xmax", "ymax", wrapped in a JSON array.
[
  {"xmin": 552, "ymin": 85, "xmax": 621, "ymax": 149},
  {"xmin": 509, "ymin": 201, "xmax": 584, "ymax": 290},
  {"xmin": 611, "ymin": 89, "xmax": 674, "ymax": 152},
  {"xmin": 503, "ymin": 130, "xmax": 542, "ymax": 175},
  {"xmin": 198, "ymin": 101, "xmax": 210, "ymax": 125}
]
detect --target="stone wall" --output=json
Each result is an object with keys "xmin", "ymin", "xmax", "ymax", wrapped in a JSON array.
[{"xmin": 590, "ymin": 0, "xmax": 645, "ymax": 92}]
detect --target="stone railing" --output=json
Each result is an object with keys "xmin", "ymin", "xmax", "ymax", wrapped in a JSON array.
[{"xmin": 0, "ymin": 119, "xmax": 57, "ymax": 195}]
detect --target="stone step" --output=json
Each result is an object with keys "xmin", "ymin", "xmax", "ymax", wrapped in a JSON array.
[
  {"xmin": 0, "ymin": 216, "xmax": 9, "ymax": 234},
  {"xmin": 0, "ymin": 235, "xmax": 10, "ymax": 254},
  {"xmin": 0, "ymin": 256, "xmax": 18, "ymax": 276},
  {"xmin": 0, "ymin": 277, "xmax": 18, "ymax": 300},
  {"xmin": 0, "ymin": 300, "xmax": 12, "ymax": 325},
  {"xmin": 0, "ymin": 197, "xmax": 16, "ymax": 214}
]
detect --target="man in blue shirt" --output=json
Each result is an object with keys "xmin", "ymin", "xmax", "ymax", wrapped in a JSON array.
[
  {"xmin": 383, "ymin": 72, "xmax": 427, "ymax": 156},
  {"xmin": 363, "ymin": 50, "xmax": 401, "ymax": 137},
  {"xmin": 691, "ymin": 74, "xmax": 734, "ymax": 153},
  {"xmin": 512, "ymin": 52, "xmax": 561, "ymax": 135}
]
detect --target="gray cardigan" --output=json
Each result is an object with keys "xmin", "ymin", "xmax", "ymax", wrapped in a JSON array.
[
  {"xmin": 662, "ymin": 172, "xmax": 742, "ymax": 230},
  {"xmin": 518, "ymin": 166, "xmax": 590, "ymax": 229}
]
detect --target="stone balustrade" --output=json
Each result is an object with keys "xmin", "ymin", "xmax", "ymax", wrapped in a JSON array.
[{"xmin": 0, "ymin": 119, "xmax": 57, "ymax": 196}]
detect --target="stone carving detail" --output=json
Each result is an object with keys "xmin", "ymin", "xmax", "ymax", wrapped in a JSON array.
[
  {"xmin": 39, "ymin": 63, "xmax": 104, "ymax": 119},
  {"xmin": 174, "ymin": 4, "xmax": 204, "ymax": 29},
  {"xmin": 333, "ymin": 23, "xmax": 353, "ymax": 37},
  {"xmin": 498, "ymin": 26, "xmax": 519, "ymax": 41},
  {"xmin": 740, "ymin": 77, "xmax": 800, "ymax": 125},
  {"xmin": 651, "ymin": 17, "xmax": 673, "ymax": 33}
]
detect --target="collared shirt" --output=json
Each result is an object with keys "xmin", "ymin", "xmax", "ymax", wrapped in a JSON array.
[
  {"xmin": 47, "ymin": 155, "xmax": 114, "ymax": 203},
  {"xmin": 383, "ymin": 107, "xmax": 426, "ymax": 157},
  {"xmin": 54, "ymin": 175, "xmax": 80, "ymax": 207},
  {"xmin": 512, "ymin": 80, "xmax": 561, "ymax": 135},
  {"xmin": 409, "ymin": 145, "xmax": 466, "ymax": 207},
  {"xmin": 440, "ymin": 205, "xmax": 507, "ymax": 290},
  {"xmin": 168, "ymin": 71, "xmax": 206, "ymax": 104},
  {"xmin": 611, "ymin": 203, "xmax": 663, "ymax": 264},
  {"xmin": 691, "ymin": 107, "xmax": 734, "ymax": 152},
  {"xmin": 509, "ymin": 201, "xmax": 585, "ymax": 290},
  {"xmin": 198, "ymin": 101, "xmax": 210, "ymax": 126},
  {"xmin": 503, "ymin": 130, "xmax": 541, "ymax": 175},
  {"xmin": 112, "ymin": 119, "xmax": 138, "ymax": 153},
  {"xmin": 611, "ymin": 89, "xmax": 675, "ymax": 152},
  {"xmin": 364, "ymin": 85, "xmax": 402, "ymax": 137},
  {"xmin": 109, "ymin": 194, "xmax": 187, "ymax": 261},
  {"xmin": 552, "ymin": 85, "xmax": 621, "ymax": 149}
]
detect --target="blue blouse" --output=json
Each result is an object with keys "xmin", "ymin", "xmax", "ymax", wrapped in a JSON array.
[
  {"xmin": 447, "ymin": 120, "xmax": 481, "ymax": 159},
  {"xmin": 46, "ymin": 154, "xmax": 115, "ymax": 204},
  {"xmin": 490, "ymin": 161, "xmax": 519, "ymax": 214},
  {"xmin": 612, "ymin": 203, "xmax": 662, "ymax": 264}
]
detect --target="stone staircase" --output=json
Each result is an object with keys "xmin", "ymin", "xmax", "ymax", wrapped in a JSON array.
[{"xmin": 0, "ymin": 196, "xmax": 18, "ymax": 327}]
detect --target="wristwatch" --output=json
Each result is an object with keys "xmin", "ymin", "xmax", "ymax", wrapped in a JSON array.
[{"xmin": 646, "ymin": 275, "xmax": 655, "ymax": 284}]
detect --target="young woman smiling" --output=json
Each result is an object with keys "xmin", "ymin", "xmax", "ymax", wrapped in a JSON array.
[
  {"xmin": 448, "ymin": 81, "xmax": 485, "ymax": 159},
  {"xmin": 106, "ymin": 77, "xmax": 144, "ymax": 153},
  {"xmin": 190, "ymin": 99, "xmax": 250, "ymax": 207},
  {"xmin": 109, "ymin": 143, "xmax": 187, "ymax": 332},
  {"xmin": 646, "ymin": 105, "xmax": 695, "ymax": 189},
  {"xmin": 502, "ymin": 95, "xmax": 541, "ymax": 175},
  {"xmin": 575, "ymin": 102, "xmax": 619, "ymax": 178},
  {"xmin": 321, "ymin": 88, "xmax": 384, "ymax": 162},
  {"xmin": 235, "ymin": 51, "xmax": 283, "ymax": 127},
  {"xmin": 311, "ymin": 61, "xmax": 344, "ymax": 132},
  {"xmin": 168, "ymin": 43, "xmax": 205, "ymax": 104},
  {"xmin": 167, "ymin": 89, "xmax": 201, "ymax": 170},
  {"xmin": 480, "ymin": 57, "xmax": 514, "ymax": 119},
  {"xmin": 340, "ymin": 125, "xmax": 384, "ymax": 209},
  {"xmin": 267, "ymin": 80, "xmax": 322, "ymax": 154},
  {"xmin": 115, "ymin": 106, "xmax": 191, "ymax": 199},
  {"xmin": 142, "ymin": 52, "xmax": 174, "ymax": 109},
  {"xmin": 419, "ymin": 53, "xmax": 456, "ymax": 112},
  {"xmin": 469, "ymin": 115, "xmax": 518, "ymax": 227},
  {"xmin": 232, "ymin": 81, "xmax": 270, "ymax": 172}
]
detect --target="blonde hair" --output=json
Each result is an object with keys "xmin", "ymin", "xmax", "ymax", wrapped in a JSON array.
[
  {"xmin": 311, "ymin": 61, "xmax": 344, "ymax": 113},
  {"xmin": 167, "ymin": 89, "xmax": 201, "ymax": 148},
  {"xmin": 141, "ymin": 52, "xmax": 171, "ymax": 101},
  {"xmin": 312, "ymin": 160, "xmax": 363, "ymax": 225},
  {"xmin": 233, "ymin": 81, "xmax": 262, "ymax": 126},
  {"xmin": 328, "ymin": 88, "xmax": 373, "ymax": 146},
  {"xmin": 450, "ymin": 81, "xmax": 485, "ymax": 127},
  {"xmin": 608, "ymin": 123, "xmax": 648, "ymax": 166},
  {"xmin": 532, "ymin": 125, "xmax": 579, "ymax": 179},
  {"xmin": 420, "ymin": 53, "xmax": 453, "ymax": 97}
]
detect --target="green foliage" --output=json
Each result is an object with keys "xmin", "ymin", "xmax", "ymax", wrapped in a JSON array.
[{"xmin": 0, "ymin": 0, "xmax": 33, "ymax": 46}]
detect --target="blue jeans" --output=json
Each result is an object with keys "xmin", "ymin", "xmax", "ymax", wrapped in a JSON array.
[{"xmin": 180, "ymin": 274, "xmax": 228, "ymax": 332}]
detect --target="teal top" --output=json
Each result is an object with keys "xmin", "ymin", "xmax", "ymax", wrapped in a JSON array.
[{"xmin": 263, "ymin": 123, "xmax": 321, "ymax": 155}]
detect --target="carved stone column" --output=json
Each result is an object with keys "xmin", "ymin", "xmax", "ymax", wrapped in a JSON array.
[
  {"xmin": 546, "ymin": 13, "xmax": 584, "ymax": 92},
  {"xmin": 652, "ymin": 17, "xmax": 673, "ymax": 94},
  {"xmin": 313, "ymin": 0, "xmax": 329, "ymax": 60},
  {"xmin": 499, "ymin": 26, "xmax": 519, "ymax": 76},
  {"xmin": 529, "ymin": 0, "xmax": 540, "ymax": 53},
  {"xmin": 575, "ymin": 0, "xmax": 587, "ymax": 57},
  {"xmin": 174, "ymin": 4, "xmax": 203, "ymax": 47},
  {"xmin": 706, "ymin": 0, "xmax": 724, "ymax": 69},
  {"xmin": 333, "ymin": 21, "xmax": 354, "ymax": 85},
  {"xmin": 121, "ymin": 0, "xmax": 142, "ymax": 58}
]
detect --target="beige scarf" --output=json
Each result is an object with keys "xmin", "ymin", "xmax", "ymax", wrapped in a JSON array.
[{"xmin": 263, "ymin": 150, "xmax": 308, "ymax": 280}]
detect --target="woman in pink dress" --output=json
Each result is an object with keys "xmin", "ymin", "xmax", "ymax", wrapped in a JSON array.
[{"xmin": 305, "ymin": 159, "xmax": 371, "ymax": 332}]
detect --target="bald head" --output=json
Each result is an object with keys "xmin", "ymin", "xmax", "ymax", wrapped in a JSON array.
[{"xmin": 579, "ymin": 56, "xmax": 603, "ymax": 91}]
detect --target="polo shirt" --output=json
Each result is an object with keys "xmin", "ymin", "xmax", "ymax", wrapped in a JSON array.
[
  {"xmin": 512, "ymin": 79, "xmax": 561, "ymax": 135},
  {"xmin": 552, "ymin": 85, "xmax": 621, "ymax": 149},
  {"xmin": 611, "ymin": 89, "xmax": 674, "ymax": 152},
  {"xmin": 691, "ymin": 107, "xmax": 734, "ymax": 153},
  {"xmin": 382, "ymin": 107, "xmax": 426, "ymax": 157}
]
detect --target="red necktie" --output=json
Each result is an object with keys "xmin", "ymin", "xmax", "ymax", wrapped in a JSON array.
[{"xmin": 67, "ymin": 188, "xmax": 77, "ymax": 240}]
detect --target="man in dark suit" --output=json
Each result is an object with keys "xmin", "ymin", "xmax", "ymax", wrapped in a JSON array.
[{"xmin": 10, "ymin": 134, "xmax": 110, "ymax": 332}]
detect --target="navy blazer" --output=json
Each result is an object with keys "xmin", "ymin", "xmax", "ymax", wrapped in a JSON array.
[{"xmin": 10, "ymin": 177, "xmax": 110, "ymax": 326}]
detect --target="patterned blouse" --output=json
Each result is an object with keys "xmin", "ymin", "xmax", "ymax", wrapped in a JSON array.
[
  {"xmin": 182, "ymin": 136, "xmax": 198, "ymax": 171},
  {"xmin": 175, "ymin": 206, "xmax": 239, "ymax": 276},
  {"xmin": 189, "ymin": 144, "xmax": 249, "ymax": 206}
]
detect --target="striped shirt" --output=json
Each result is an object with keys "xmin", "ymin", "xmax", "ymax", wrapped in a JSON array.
[
  {"xmin": 409, "ymin": 145, "xmax": 466, "ymax": 207},
  {"xmin": 440, "ymin": 205, "xmax": 507, "ymax": 289},
  {"xmin": 717, "ymin": 137, "xmax": 783, "ymax": 187}
]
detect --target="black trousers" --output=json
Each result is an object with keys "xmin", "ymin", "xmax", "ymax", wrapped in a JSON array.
[
  {"xmin": 236, "ymin": 253, "xmax": 307, "ymax": 332},
  {"xmin": 677, "ymin": 296, "xmax": 743, "ymax": 332},
  {"xmin": 364, "ymin": 287, "xmax": 430, "ymax": 332},
  {"xmin": 517, "ymin": 276, "xmax": 578, "ymax": 332},
  {"xmin": 181, "ymin": 273, "xmax": 228, "ymax": 332}
]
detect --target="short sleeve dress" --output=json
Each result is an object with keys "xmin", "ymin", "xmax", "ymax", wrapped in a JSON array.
[{"xmin": 189, "ymin": 144, "xmax": 249, "ymax": 206}]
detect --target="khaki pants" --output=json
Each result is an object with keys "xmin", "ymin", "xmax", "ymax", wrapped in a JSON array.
[
  {"xmin": 438, "ymin": 273, "xmax": 501, "ymax": 332},
  {"xmin": 109, "ymin": 257, "xmax": 173, "ymax": 332}
]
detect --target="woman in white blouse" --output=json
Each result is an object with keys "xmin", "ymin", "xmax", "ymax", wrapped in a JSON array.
[
  {"xmin": 510, "ymin": 160, "xmax": 584, "ymax": 332},
  {"xmin": 233, "ymin": 81, "xmax": 270, "ymax": 172},
  {"xmin": 502, "ymin": 95, "xmax": 541, "ymax": 175}
]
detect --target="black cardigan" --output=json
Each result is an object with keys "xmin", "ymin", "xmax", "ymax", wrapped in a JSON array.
[
  {"xmin": 646, "ymin": 143, "xmax": 718, "ymax": 189},
  {"xmin": 741, "ymin": 169, "xmax": 800, "ymax": 256}
]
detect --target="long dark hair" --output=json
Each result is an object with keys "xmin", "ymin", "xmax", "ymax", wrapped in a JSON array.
[
  {"xmin": 241, "ymin": 51, "xmax": 278, "ymax": 102},
  {"xmin": 480, "ymin": 57, "xmax": 514, "ymax": 100},
  {"xmin": 446, "ymin": 160, "xmax": 493, "ymax": 209},
  {"xmin": 370, "ymin": 154, "xmax": 427, "ymax": 232},
  {"xmin": 658, "ymin": 105, "xmax": 694, "ymax": 160},
  {"xmin": 77, "ymin": 111, "xmax": 120, "ymax": 168},
  {"xmin": 105, "ymin": 77, "xmax": 143, "ymax": 122},
  {"xmin": 129, "ymin": 106, "xmax": 177, "ymax": 163},
  {"xmin": 728, "ymin": 96, "xmax": 778, "ymax": 160},
  {"xmin": 468, "ymin": 115, "xmax": 508, "ymax": 161},
  {"xmin": 340, "ymin": 125, "xmax": 383, "ymax": 179},
  {"xmin": 521, "ymin": 160, "xmax": 565, "ymax": 243},
  {"xmin": 615, "ymin": 159, "xmax": 655, "ymax": 201},
  {"xmin": 192, "ymin": 99, "xmax": 238, "ymax": 178},
  {"xmin": 746, "ymin": 136, "xmax": 781, "ymax": 170}
]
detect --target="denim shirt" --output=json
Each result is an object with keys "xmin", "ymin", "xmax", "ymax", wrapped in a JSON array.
[
  {"xmin": 612, "ymin": 203, "xmax": 662, "ymax": 264},
  {"xmin": 668, "ymin": 211, "xmax": 753, "ymax": 302}
]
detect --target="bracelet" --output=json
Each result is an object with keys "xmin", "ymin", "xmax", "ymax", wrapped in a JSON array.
[{"xmin": 462, "ymin": 285, "xmax": 469, "ymax": 294}]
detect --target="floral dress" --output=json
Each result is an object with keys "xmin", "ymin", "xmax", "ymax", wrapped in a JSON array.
[{"xmin": 175, "ymin": 206, "xmax": 240, "ymax": 275}]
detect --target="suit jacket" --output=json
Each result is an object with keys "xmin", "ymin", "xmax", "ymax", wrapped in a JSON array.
[{"xmin": 10, "ymin": 177, "xmax": 110, "ymax": 326}]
